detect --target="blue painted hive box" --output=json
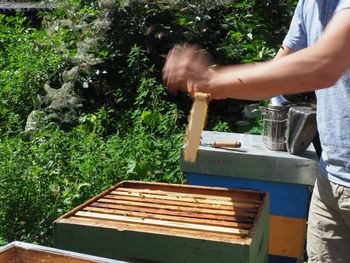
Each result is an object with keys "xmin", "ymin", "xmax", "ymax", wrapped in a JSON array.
[
  {"xmin": 181, "ymin": 131, "xmax": 318, "ymax": 262},
  {"xmin": 54, "ymin": 180, "xmax": 269, "ymax": 263}
]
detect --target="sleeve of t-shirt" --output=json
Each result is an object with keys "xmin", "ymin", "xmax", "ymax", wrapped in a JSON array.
[
  {"xmin": 335, "ymin": 0, "xmax": 350, "ymax": 12},
  {"xmin": 282, "ymin": 0, "xmax": 307, "ymax": 51}
]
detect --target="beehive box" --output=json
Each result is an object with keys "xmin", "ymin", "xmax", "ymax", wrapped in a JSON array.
[
  {"xmin": 54, "ymin": 181, "xmax": 269, "ymax": 263},
  {"xmin": 0, "ymin": 241, "xmax": 124, "ymax": 263},
  {"xmin": 181, "ymin": 131, "xmax": 318, "ymax": 262}
]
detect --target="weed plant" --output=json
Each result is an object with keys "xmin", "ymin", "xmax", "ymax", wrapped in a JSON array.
[
  {"xmin": 0, "ymin": 15, "xmax": 64, "ymax": 134},
  {"xmin": 0, "ymin": 104, "xmax": 184, "ymax": 245}
]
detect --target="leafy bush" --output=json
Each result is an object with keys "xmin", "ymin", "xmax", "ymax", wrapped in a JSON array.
[
  {"xmin": 0, "ymin": 15, "xmax": 64, "ymax": 134},
  {"xmin": 0, "ymin": 100, "xmax": 184, "ymax": 245},
  {"xmin": 98, "ymin": 0, "xmax": 298, "ymax": 132},
  {"xmin": 0, "ymin": 34, "xmax": 184, "ymax": 245}
]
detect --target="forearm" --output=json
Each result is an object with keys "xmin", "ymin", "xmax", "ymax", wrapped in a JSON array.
[
  {"xmin": 164, "ymin": 10, "xmax": 350, "ymax": 99},
  {"xmin": 209, "ymin": 45, "xmax": 340, "ymax": 100},
  {"xmin": 208, "ymin": 9, "xmax": 350, "ymax": 101}
]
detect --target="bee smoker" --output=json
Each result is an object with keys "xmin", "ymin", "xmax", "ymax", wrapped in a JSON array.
[
  {"xmin": 263, "ymin": 95, "xmax": 291, "ymax": 151},
  {"xmin": 263, "ymin": 95, "xmax": 317, "ymax": 154}
]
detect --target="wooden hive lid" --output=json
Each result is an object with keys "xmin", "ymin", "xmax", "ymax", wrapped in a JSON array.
[{"xmin": 55, "ymin": 181, "xmax": 268, "ymax": 245}]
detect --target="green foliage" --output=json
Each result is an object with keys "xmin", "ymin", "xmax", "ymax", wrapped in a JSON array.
[
  {"xmin": 0, "ymin": 102, "xmax": 184, "ymax": 245},
  {"xmin": 212, "ymin": 120, "xmax": 231, "ymax": 133},
  {"xmin": 0, "ymin": 14, "xmax": 64, "ymax": 134},
  {"xmin": 100, "ymin": 0, "xmax": 297, "ymax": 133},
  {"xmin": 0, "ymin": 20, "xmax": 185, "ymax": 245},
  {"xmin": 246, "ymin": 101, "xmax": 268, "ymax": 135}
]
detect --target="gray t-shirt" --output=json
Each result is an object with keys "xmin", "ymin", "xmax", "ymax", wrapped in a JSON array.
[{"xmin": 283, "ymin": 0, "xmax": 350, "ymax": 187}]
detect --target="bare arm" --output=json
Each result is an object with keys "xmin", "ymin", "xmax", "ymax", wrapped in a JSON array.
[
  {"xmin": 164, "ymin": 9, "xmax": 350, "ymax": 100},
  {"xmin": 274, "ymin": 45, "xmax": 296, "ymax": 60},
  {"xmin": 204, "ymin": 9, "xmax": 350, "ymax": 100}
]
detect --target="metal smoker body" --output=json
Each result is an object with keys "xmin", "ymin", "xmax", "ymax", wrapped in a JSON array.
[{"xmin": 263, "ymin": 95, "xmax": 291, "ymax": 151}]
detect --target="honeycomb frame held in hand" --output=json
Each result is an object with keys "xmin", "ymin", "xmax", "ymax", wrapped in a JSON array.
[{"xmin": 184, "ymin": 92, "xmax": 209, "ymax": 163}]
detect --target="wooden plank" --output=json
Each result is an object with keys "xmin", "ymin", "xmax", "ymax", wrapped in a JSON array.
[
  {"xmin": 90, "ymin": 202, "xmax": 254, "ymax": 223},
  {"xmin": 14, "ymin": 246, "xmax": 103, "ymax": 263},
  {"xmin": 104, "ymin": 193, "xmax": 259, "ymax": 213},
  {"xmin": 244, "ymin": 188, "xmax": 269, "ymax": 240},
  {"xmin": 269, "ymin": 215, "xmax": 307, "ymax": 258},
  {"xmin": 75, "ymin": 211, "xmax": 250, "ymax": 235},
  {"xmin": 111, "ymin": 190, "xmax": 260, "ymax": 208},
  {"xmin": 54, "ymin": 181, "xmax": 128, "ymax": 223},
  {"xmin": 0, "ymin": 246, "xmax": 15, "ymax": 263},
  {"xmin": 82, "ymin": 206, "xmax": 251, "ymax": 229},
  {"xmin": 0, "ymin": 245, "xmax": 104, "ymax": 263},
  {"xmin": 57, "ymin": 217, "xmax": 249, "ymax": 244},
  {"xmin": 97, "ymin": 198, "xmax": 256, "ymax": 219},
  {"xmin": 115, "ymin": 187, "xmax": 262, "ymax": 204},
  {"xmin": 96, "ymin": 198, "xmax": 256, "ymax": 219},
  {"xmin": 54, "ymin": 180, "xmax": 262, "ymax": 224},
  {"xmin": 184, "ymin": 92, "xmax": 209, "ymax": 163},
  {"xmin": 123, "ymin": 181, "xmax": 263, "ymax": 200}
]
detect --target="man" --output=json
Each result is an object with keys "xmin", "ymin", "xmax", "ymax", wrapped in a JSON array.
[{"xmin": 162, "ymin": 1, "xmax": 350, "ymax": 262}]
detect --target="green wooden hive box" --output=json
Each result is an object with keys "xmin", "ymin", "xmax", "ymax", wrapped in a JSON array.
[{"xmin": 54, "ymin": 180, "xmax": 269, "ymax": 263}]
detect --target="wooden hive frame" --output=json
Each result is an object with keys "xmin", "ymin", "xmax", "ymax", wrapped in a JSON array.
[
  {"xmin": 57, "ymin": 182, "xmax": 263, "ymax": 240},
  {"xmin": 54, "ymin": 181, "xmax": 269, "ymax": 262},
  {"xmin": 184, "ymin": 92, "xmax": 209, "ymax": 163}
]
